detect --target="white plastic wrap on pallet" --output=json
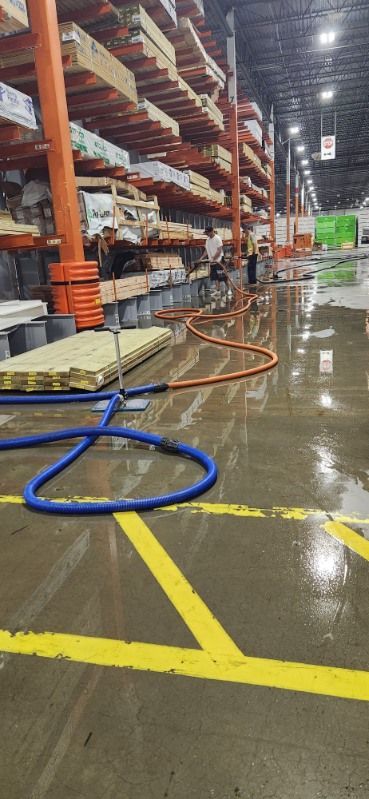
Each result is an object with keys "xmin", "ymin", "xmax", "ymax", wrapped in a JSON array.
[
  {"xmin": 0, "ymin": 83, "xmax": 37, "ymax": 129},
  {"xmin": 148, "ymin": 268, "xmax": 186, "ymax": 288},
  {"xmin": 70, "ymin": 123, "xmax": 130, "ymax": 168},
  {"xmin": 129, "ymin": 160, "xmax": 190, "ymax": 190}
]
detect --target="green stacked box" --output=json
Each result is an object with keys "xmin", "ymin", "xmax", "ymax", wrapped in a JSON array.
[
  {"xmin": 315, "ymin": 215, "xmax": 357, "ymax": 247},
  {"xmin": 335, "ymin": 215, "xmax": 356, "ymax": 246},
  {"xmin": 315, "ymin": 215, "xmax": 336, "ymax": 247}
]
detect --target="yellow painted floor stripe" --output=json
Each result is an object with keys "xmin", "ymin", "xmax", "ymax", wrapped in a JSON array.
[
  {"xmin": 162, "ymin": 502, "xmax": 369, "ymax": 524},
  {"xmin": 114, "ymin": 512, "xmax": 242, "ymax": 657},
  {"xmin": 1, "ymin": 629, "xmax": 369, "ymax": 702},
  {"xmin": 0, "ymin": 495, "xmax": 368, "ymax": 525},
  {"xmin": 324, "ymin": 521, "xmax": 369, "ymax": 562}
]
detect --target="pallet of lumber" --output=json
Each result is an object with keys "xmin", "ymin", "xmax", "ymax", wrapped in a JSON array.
[
  {"xmin": 188, "ymin": 264, "xmax": 209, "ymax": 282},
  {"xmin": 0, "ymin": 0, "xmax": 28, "ymax": 32},
  {"xmin": 110, "ymin": 30, "xmax": 177, "ymax": 79},
  {"xmin": 99, "ymin": 275, "xmax": 148, "ymax": 304},
  {"xmin": 0, "ymin": 212, "xmax": 39, "ymax": 237},
  {"xmin": 201, "ymin": 144, "xmax": 232, "ymax": 173},
  {"xmin": 75, "ymin": 176, "xmax": 146, "ymax": 202},
  {"xmin": 113, "ymin": 5, "xmax": 176, "ymax": 66},
  {"xmin": 199, "ymin": 95, "xmax": 223, "ymax": 128},
  {"xmin": 0, "ymin": 328, "xmax": 172, "ymax": 392},
  {"xmin": 142, "ymin": 253, "xmax": 184, "ymax": 270},
  {"xmin": 158, "ymin": 220, "xmax": 191, "ymax": 240}
]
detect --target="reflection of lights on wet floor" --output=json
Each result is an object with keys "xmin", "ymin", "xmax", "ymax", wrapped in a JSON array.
[
  {"xmin": 315, "ymin": 552, "xmax": 340, "ymax": 580},
  {"xmin": 320, "ymin": 393, "xmax": 333, "ymax": 408},
  {"xmin": 292, "ymin": 369, "xmax": 300, "ymax": 377},
  {"xmin": 302, "ymin": 332, "xmax": 310, "ymax": 341}
]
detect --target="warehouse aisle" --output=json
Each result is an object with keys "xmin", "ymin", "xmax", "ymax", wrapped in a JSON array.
[{"xmin": 0, "ymin": 256, "xmax": 369, "ymax": 799}]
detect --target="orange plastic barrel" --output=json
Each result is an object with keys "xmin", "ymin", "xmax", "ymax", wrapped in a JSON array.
[{"xmin": 49, "ymin": 261, "xmax": 104, "ymax": 330}]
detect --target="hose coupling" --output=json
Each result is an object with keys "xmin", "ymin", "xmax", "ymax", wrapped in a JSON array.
[
  {"xmin": 160, "ymin": 437, "xmax": 180, "ymax": 453},
  {"xmin": 151, "ymin": 383, "xmax": 169, "ymax": 393}
]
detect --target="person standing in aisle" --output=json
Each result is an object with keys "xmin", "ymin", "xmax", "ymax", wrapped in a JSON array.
[
  {"xmin": 200, "ymin": 225, "xmax": 227, "ymax": 295},
  {"xmin": 242, "ymin": 225, "xmax": 259, "ymax": 285}
]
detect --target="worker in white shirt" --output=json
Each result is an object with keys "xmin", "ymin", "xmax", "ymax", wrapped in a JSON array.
[{"xmin": 199, "ymin": 225, "xmax": 229, "ymax": 296}]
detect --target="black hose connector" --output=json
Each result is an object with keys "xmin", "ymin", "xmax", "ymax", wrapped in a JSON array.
[
  {"xmin": 160, "ymin": 437, "xmax": 180, "ymax": 452},
  {"xmin": 151, "ymin": 383, "xmax": 169, "ymax": 393}
]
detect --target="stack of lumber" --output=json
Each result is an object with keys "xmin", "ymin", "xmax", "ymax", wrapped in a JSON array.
[
  {"xmin": 59, "ymin": 22, "xmax": 137, "ymax": 101},
  {"xmin": 199, "ymin": 95, "xmax": 224, "ymax": 130},
  {"xmin": 240, "ymin": 195, "xmax": 253, "ymax": 213},
  {"xmin": 0, "ymin": 211, "xmax": 39, "ymax": 238},
  {"xmin": 142, "ymin": 253, "xmax": 184, "ymax": 270},
  {"xmin": 158, "ymin": 220, "xmax": 191, "ymax": 240},
  {"xmin": 0, "ymin": 328, "xmax": 172, "ymax": 392},
  {"xmin": 169, "ymin": 18, "xmax": 225, "ymax": 92},
  {"xmin": 185, "ymin": 170, "xmax": 224, "ymax": 205},
  {"xmin": 201, "ymin": 144, "xmax": 232, "ymax": 173},
  {"xmin": 129, "ymin": 159, "xmax": 189, "ymax": 190},
  {"xmin": 0, "ymin": 0, "xmax": 28, "ymax": 32},
  {"xmin": 192, "ymin": 226, "xmax": 232, "ymax": 241},
  {"xmin": 111, "ymin": 5, "xmax": 176, "ymax": 66},
  {"xmin": 240, "ymin": 142, "xmax": 263, "ymax": 171},
  {"xmin": 99, "ymin": 275, "xmax": 148, "ymax": 304},
  {"xmin": 136, "ymin": 99, "xmax": 179, "ymax": 137},
  {"xmin": 0, "ymin": 83, "xmax": 37, "ymax": 129},
  {"xmin": 0, "ymin": 23, "xmax": 138, "ymax": 105}
]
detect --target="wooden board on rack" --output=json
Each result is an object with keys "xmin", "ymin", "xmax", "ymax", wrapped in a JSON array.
[
  {"xmin": 99, "ymin": 275, "xmax": 148, "ymax": 303},
  {"xmin": 0, "ymin": 212, "xmax": 39, "ymax": 237},
  {"xmin": 0, "ymin": 327, "xmax": 172, "ymax": 392}
]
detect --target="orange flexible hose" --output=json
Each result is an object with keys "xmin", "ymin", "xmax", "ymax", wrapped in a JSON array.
[{"xmin": 155, "ymin": 266, "xmax": 278, "ymax": 390}]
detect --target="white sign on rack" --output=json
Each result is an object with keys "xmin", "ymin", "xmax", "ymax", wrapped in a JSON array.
[{"xmin": 321, "ymin": 135, "xmax": 336, "ymax": 160}]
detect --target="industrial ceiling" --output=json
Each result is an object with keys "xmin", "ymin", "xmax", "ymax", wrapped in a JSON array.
[{"xmin": 206, "ymin": 0, "xmax": 369, "ymax": 213}]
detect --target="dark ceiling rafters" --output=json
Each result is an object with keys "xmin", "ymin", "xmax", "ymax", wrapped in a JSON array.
[{"xmin": 205, "ymin": 0, "xmax": 369, "ymax": 210}]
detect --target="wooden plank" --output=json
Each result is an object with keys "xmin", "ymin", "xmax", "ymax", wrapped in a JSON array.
[{"xmin": 0, "ymin": 328, "xmax": 172, "ymax": 392}]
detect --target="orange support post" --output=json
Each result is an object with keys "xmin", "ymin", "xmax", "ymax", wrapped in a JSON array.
[
  {"xmin": 269, "ymin": 160, "xmax": 275, "ymax": 247},
  {"xmin": 226, "ymin": 10, "xmax": 241, "ymax": 279},
  {"xmin": 294, "ymin": 171, "xmax": 299, "ymax": 236},
  {"xmin": 27, "ymin": 0, "xmax": 84, "ymax": 264}
]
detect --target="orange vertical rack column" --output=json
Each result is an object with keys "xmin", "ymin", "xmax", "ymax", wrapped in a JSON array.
[
  {"xmin": 226, "ymin": 9, "xmax": 241, "ymax": 277},
  {"xmin": 27, "ymin": 0, "xmax": 103, "ymax": 329}
]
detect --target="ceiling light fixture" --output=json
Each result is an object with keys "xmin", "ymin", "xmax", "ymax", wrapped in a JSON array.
[
  {"xmin": 321, "ymin": 89, "xmax": 334, "ymax": 100},
  {"xmin": 304, "ymin": 169, "xmax": 311, "ymax": 175},
  {"xmin": 320, "ymin": 31, "xmax": 335, "ymax": 45},
  {"xmin": 289, "ymin": 125, "xmax": 299, "ymax": 135},
  {"xmin": 296, "ymin": 144, "xmax": 305, "ymax": 152}
]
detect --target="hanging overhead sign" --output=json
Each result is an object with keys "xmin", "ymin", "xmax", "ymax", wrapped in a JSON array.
[{"xmin": 321, "ymin": 134, "xmax": 336, "ymax": 160}]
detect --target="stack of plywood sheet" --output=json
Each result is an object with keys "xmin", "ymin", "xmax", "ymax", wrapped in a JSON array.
[
  {"xmin": 201, "ymin": 144, "xmax": 232, "ymax": 173},
  {"xmin": 141, "ymin": 253, "xmax": 184, "ymax": 270},
  {"xmin": 99, "ymin": 275, "xmax": 148, "ymax": 304},
  {"xmin": 0, "ymin": 0, "xmax": 28, "ymax": 32},
  {"xmin": 0, "ymin": 328, "xmax": 172, "ymax": 392}
]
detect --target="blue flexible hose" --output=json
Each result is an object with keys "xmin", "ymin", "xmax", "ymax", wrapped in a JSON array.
[{"xmin": 0, "ymin": 386, "xmax": 218, "ymax": 515}]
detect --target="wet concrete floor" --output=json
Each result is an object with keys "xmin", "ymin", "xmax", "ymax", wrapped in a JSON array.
[{"xmin": 0, "ymin": 252, "xmax": 369, "ymax": 798}]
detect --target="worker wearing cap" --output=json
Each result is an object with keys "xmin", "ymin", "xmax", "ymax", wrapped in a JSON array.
[
  {"xmin": 242, "ymin": 226, "xmax": 259, "ymax": 285},
  {"xmin": 200, "ymin": 225, "xmax": 227, "ymax": 295}
]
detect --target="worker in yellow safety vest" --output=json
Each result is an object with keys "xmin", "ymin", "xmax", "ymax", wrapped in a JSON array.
[{"xmin": 242, "ymin": 226, "xmax": 259, "ymax": 285}]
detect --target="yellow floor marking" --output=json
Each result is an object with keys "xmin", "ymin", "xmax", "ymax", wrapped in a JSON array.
[
  {"xmin": 0, "ymin": 495, "xmax": 368, "ymax": 525},
  {"xmin": 114, "ymin": 512, "xmax": 242, "ymax": 657},
  {"xmin": 162, "ymin": 502, "xmax": 369, "ymax": 525},
  {"xmin": 324, "ymin": 522, "xmax": 369, "ymax": 562},
  {"xmin": 2, "ymin": 629, "xmax": 369, "ymax": 702}
]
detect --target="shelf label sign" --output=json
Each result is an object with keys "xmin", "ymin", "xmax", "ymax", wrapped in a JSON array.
[{"xmin": 321, "ymin": 134, "xmax": 336, "ymax": 160}]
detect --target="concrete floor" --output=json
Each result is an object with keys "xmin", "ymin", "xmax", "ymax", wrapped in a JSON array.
[{"xmin": 0, "ymin": 253, "xmax": 369, "ymax": 798}]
